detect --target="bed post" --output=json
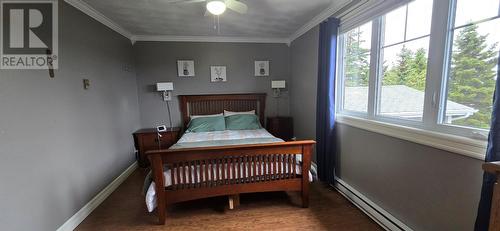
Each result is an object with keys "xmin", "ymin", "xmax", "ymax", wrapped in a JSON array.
[
  {"xmin": 151, "ymin": 154, "xmax": 166, "ymax": 225},
  {"xmin": 301, "ymin": 144, "xmax": 312, "ymax": 208}
]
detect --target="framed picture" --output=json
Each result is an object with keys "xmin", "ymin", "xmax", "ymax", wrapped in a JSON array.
[
  {"xmin": 254, "ymin": 60, "xmax": 269, "ymax": 76},
  {"xmin": 210, "ymin": 66, "xmax": 227, "ymax": 82},
  {"xmin": 177, "ymin": 60, "xmax": 195, "ymax": 77}
]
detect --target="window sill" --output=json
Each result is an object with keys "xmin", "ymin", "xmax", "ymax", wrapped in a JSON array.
[{"xmin": 335, "ymin": 115, "xmax": 487, "ymax": 160}]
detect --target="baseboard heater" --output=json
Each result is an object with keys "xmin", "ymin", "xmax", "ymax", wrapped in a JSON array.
[{"xmin": 333, "ymin": 178, "xmax": 413, "ymax": 231}]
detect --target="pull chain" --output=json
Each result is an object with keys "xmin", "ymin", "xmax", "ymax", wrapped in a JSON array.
[
  {"xmin": 212, "ymin": 15, "xmax": 221, "ymax": 34},
  {"xmin": 213, "ymin": 15, "xmax": 216, "ymax": 30},
  {"xmin": 217, "ymin": 15, "xmax": 220, "ymax": 34}
]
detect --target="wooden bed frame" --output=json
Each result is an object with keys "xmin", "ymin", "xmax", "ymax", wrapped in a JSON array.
[{"xmin": 146, "ymin": 93, "xmax": 315, "ymax": 225}]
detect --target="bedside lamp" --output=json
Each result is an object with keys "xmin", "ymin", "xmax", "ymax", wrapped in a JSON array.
[
  {"xmin": 156, "ymin": 82, "xmax": 174, "ymax": 101},
  {"xmin": 271, "ymin": 80, "xmax": 286, "ymax": 116},
  {"xmin": 271, "ymin": 80, "xmax": 286, "ymax": 98},
  {"xmin": 156, "ymin": 82, "xmax": 174, "ymax": 133}
]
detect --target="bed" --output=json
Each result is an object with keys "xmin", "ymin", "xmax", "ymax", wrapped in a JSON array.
[{"xmin": 145, "ymin": 93, "xmax": 315, "ymax": 225}]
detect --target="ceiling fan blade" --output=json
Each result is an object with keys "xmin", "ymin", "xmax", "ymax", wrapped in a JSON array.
[
  {"xmin": 225, "ymin": 0, "xmax": 247, "ymax": 14},
  {"xmin": 165, "ymin": 0, "xmax": 205, "ymax": 4}
]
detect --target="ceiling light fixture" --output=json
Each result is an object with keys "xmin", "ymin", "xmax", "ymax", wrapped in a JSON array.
[{"xmin": 206, "ymin": 0, "xmax": 226, "ymax": 15}]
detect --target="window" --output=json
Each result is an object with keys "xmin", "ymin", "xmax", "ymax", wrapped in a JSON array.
[
  {"xmin": 337, "ymin": 0, "xmax": 500, "ymax": 141},
  {"xmin": 378, "ymin": 0, "xmax": 433, "ymax": 121},
  {"xmin": 341, "ymin": 22, "xmax": 372, "ymax": 113},
  {"xmin": 442, "ymin": 0, "xmax": 500, "ymax": 130}
]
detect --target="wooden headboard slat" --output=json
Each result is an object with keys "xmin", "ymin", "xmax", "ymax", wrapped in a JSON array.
[{"xmin": 178, "ymin": 93, "xmax": 266, "ymax": 128}]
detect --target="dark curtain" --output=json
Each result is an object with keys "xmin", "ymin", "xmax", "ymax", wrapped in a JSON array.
[
  {"xmin": 475, "ymin": 50, "xmax": 500, "ymax": 231},
  {"xmin": 316, "ymin": 17, "xmax": 340, "ymax": 185}
]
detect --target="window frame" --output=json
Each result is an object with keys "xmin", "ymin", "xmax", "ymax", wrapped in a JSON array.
[
  {"xmin": 336, "ymin": 0, "xmax": 499, "ymax": 158},
  {"xmin": 437, "ymin": 0, "xmax": 500, "ymax": 139},
  {"xmin": 337, "ymin": 0, "xmax": 437, "ymax": 130}
]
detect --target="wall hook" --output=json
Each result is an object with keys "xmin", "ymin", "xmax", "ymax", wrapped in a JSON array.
[{"xmin": 46, "ymin": 49, "xmax": 55, "ymax": 78}]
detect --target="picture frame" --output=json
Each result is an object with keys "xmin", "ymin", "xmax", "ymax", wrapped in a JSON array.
[
  {"xmin": 177, "ymin": 60, "xmax": 195, "ymax": 77},
  {"xmin": 210, "ymin": 66, "xmax": 227, "ymax": 82},
  {"xmin": 254, "ymin": 60, "xmax": 269, "ymax": 76}
]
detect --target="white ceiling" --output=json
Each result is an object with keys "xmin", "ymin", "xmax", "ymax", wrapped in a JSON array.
[
  {"xmin": 69, "ymin": 0, "xmax": 349, "ymax": 43},
  {"xmin": 82, "ymin": 0, "xmax": 332, "ymax": 37}
]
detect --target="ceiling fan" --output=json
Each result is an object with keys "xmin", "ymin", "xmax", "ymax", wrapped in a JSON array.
[{"xmin": 166, "ymin": 0, "xmax": 248, "ymax": 16}]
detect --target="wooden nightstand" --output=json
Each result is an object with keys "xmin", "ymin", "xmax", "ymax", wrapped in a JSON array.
[
  {"xmin": 133, "ymin": 127, "xmax": 180, "ymax": 167},
  {"xmin": 266, "ymin": 117, "xmax": 294, "ymax": 141}
]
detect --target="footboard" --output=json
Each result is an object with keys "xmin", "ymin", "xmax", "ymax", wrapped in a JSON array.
[{"xmin": 146, "ymin": 140, "xmax": 315, "ymax": 225}]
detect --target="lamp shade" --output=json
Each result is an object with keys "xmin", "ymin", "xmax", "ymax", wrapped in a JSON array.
[
  {"xmin": 156, "ymin": 82, "xmax": 174, "ymax": 91},
  {"xmin": 271, "ymin": 80, "xmax": 286, "ymax": 89}
]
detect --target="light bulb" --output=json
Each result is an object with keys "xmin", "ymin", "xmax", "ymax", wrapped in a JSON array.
[{"xmin": 207, "ymin": 0, "xmax": 226, "ymax": 15}]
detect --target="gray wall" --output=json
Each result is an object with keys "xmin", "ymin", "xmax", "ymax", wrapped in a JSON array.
[
  {"xmin": 133, "ymin": 42, "xmax": 290, "ymax": 128},
  {"xmin": 336, "ymin": 124, "xmax": 483, "ymax": 230},
  {"xmin": 290, "ymin": 26, "xmax": 319, "ymax": 143},
  {"xmin": 289, "ymin": 27, "xmax": 483, "ymax": 230},
  {"xmin": 0, "ymin": 3, "xmax": 140, "ymax": 231}
]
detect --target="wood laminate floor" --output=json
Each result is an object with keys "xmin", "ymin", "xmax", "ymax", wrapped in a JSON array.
[{"xmin": 76, "ymin": 168, "xmax": 383, "ymax": 231}]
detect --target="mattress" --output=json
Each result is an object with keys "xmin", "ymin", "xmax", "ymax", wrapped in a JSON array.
[{"xmin": 144, "ymin": 129, "xmax": 312, "ymax": 212}]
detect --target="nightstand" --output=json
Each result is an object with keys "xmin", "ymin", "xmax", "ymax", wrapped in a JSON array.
[
  {"xmin": 133, "ymin": 127, "xmax": 180, "ymax": 167},
  {"xmin": 266, "ymin": 117, "xmax": 294, "ymax": 141}
]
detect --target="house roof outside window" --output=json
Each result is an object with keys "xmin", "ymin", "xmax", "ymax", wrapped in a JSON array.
[{"xmin": 344, "ymin": 85, "xmax": 477, "ymax": 120}]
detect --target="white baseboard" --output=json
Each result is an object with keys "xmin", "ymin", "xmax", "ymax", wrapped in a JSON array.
[
  {"xmin": 334, "ymin": 178, "xmax": 413, "ymax": 231},
  {"xmin": 57, "ymin": 161, "xmax": 139, "ymax": 231}
]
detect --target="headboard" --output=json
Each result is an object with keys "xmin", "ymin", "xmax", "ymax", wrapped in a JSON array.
[{"xmin": 178, "ymin": 93, "xmax": 266, "ymax": 128}]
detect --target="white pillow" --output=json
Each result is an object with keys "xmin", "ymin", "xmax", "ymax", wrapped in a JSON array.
[
  {"xmin": 190, "ymin": 113, "xmax": 223, "ymax": 119},
  {"xmin": 224, "ymin": 110, "xmax": 256, "ymax": 117}
]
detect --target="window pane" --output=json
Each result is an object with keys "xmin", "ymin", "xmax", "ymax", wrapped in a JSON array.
[
  {"xmin": 378, "ymin": 0, "xmax": 433, "ymax": 121},
  {"xmin": 383, "ymin": 6, "xmax": 406, "ymax": 46},
  {"xmin": 444, "ymin": 18, "xmax": 500, "ymax": 130},
  {"xmin": 343, "ymin": 22, "xmax": 372, "ymax": 112},
  {"xmin": 406, "ymin": 0, "xmax": 433, "ymax": 39},
  {"xmin": 454, "ymin": 0, "xmax": 499, "ymax": 27},
  {"xmin": 379, "ymin": 37, "xmax": 430, "ymax": 121}
]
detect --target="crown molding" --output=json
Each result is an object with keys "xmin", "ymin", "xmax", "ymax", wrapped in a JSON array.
[
  {"xmin": 287, "ymin": 0, "xmax": 354, "ymax": 44},
  {"xmin": 64, "ymin": 0, "xmax": 355, "ymax": 46},
  {"xmin": 131, "ymin": 35, "xmax": 289, "ymax": 45},
  {"xmin": 64, "ymin": 0, "xmax": 133, "ymax": 40}
]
